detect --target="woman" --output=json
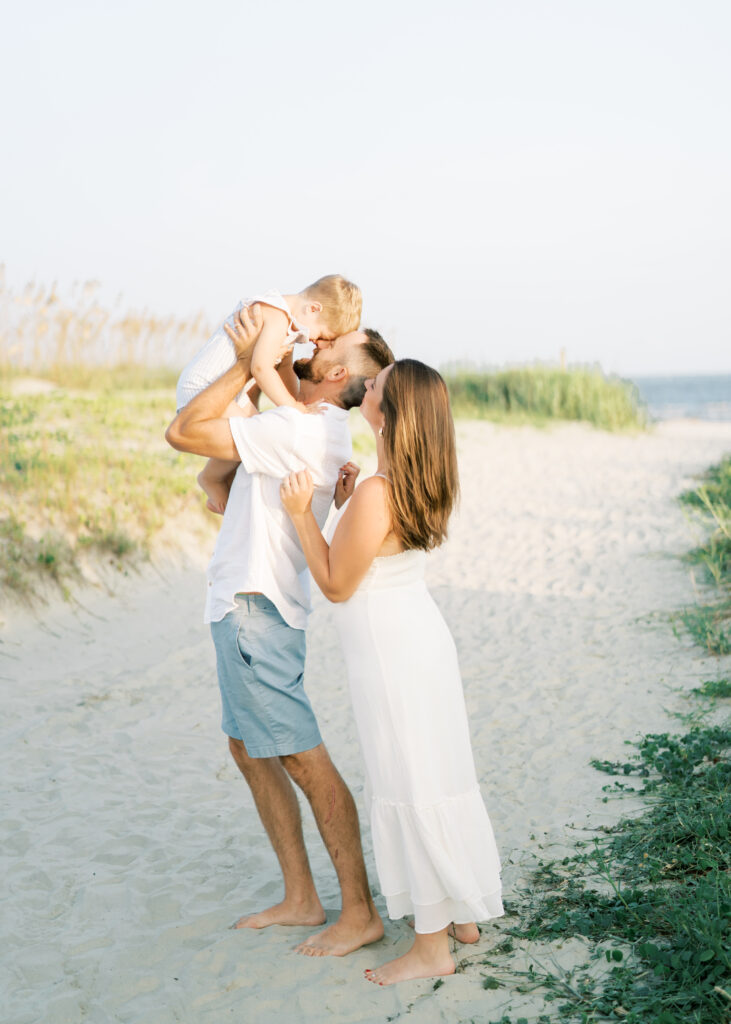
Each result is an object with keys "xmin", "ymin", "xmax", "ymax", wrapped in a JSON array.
[{"xmin": 280, "ymin": 359, "xmax": 503, "ymax": 985}]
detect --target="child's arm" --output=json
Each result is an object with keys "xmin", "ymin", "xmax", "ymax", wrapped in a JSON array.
[
  {"xmin": 250, "ymin": 307, "xmax": 307, "ymax": 411},
  {"xmin": 276, "ymin": 351, "xmax": 300, "ymax": 401}
]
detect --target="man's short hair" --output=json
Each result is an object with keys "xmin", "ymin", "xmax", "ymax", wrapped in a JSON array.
[{"xmin": 339, "ymin": 328, "xmax": 395, "ymax": 410}]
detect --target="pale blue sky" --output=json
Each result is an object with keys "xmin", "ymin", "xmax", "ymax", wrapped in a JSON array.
[{"xmin": 1, "ymin": 0, "xmax": 729, "ymax": 375}]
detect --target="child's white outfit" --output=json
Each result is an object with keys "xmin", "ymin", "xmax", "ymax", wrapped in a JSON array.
[{"xmin": 176, "ymin": 290, "xmax": 308, "ymax": 411}]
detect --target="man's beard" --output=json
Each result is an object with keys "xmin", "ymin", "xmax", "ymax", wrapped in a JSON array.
[{"xmin": 293, "ymin": 355, "xmax": 331, "ymax": 384}]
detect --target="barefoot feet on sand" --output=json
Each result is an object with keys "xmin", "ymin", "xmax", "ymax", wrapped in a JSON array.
[
  {"xmin": 295, "ymin": 908, "xmax": 384, "ymax": 957},
  {"xmin": 234, "ymin": 899, "xmax": 326, "ymax": 930},
  {"xmin": 365, "ymin": 945, "xmax": 455, "ymax": 986}
]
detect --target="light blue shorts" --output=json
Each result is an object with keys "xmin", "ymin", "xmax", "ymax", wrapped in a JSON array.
[{"xmin": 210, "ymin": 594, "xmax": 322, "ymax": 758}]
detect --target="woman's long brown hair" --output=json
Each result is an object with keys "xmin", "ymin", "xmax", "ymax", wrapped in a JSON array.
[{"xmin": 381, "ymin": 359, "xmax": 459, "ymax": 551}]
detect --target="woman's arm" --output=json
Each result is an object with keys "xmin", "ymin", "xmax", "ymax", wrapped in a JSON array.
[{"xmin": 281, "ymin": 471, "xmax": 391, "ymax": 601}]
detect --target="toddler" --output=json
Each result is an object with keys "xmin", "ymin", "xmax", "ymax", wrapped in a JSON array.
[{"xmin": 176, "ymin": 275, "xmax": 362, "ymax": 513}]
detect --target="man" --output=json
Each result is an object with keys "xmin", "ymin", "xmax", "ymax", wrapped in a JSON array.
[{"xmin": 166, "ymin": 306, "xmax": 394, "ymax": 957}]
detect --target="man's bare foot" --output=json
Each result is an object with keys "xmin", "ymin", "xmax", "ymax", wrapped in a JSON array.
[
  {"xmin": 406, "ymin": 919, "xmax": 480, "ymax": 944},
  {"xmin": 234, "ymin": 898, "xmax": 326, "ymax": 930},
  {"xmin": 365, "ymin": 943, "xmax": 455, "ymax": 986},
  {"xmin": 295, "ymin": 906, "xmax": 384, "ymax": 957}
]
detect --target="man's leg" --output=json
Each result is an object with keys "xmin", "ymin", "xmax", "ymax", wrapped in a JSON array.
[
  {"xmin": 228, "ymin": 736, "xmax": 326, "ymax": 929},
  {"xmin": 281, "ymin": 743, "xmax": 384, "ymax": 956}
]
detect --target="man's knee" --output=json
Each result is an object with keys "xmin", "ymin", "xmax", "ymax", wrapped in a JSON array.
[
  {"xmin": 282, "ymin": 744, "xmax": 336, "ymax": 791},
  {"xmin": 228, "ymin": 735, "xmax": 245, "ymax": 756},
  {"xmin": 229, "ymin": 736, "xmax": 286, "ymax": 785},
  {"xmin": 228, "ymin": 735, "xmax": 253, "ymax": 771}
]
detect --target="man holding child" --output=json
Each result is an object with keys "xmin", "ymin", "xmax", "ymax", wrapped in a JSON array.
[{"xmin": 166, "ymin": 302, "xmax": 393, "ymax": 957}]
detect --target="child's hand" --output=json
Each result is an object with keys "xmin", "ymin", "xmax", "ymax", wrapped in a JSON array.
[
  {"xmin": 334, "ymin": 461, "xmax": 360, "ymax": 509},
  {"xmin": 280, "ymin": 469, "xmax": 314, "ymax": 516},
  {"xmin": 294, "ymin": 400, "xmax": 327, "ymax": 415},
  {"xmin": 274, "ymin": 342, "xmax": 295, "ymax": 367},
  {"xmin": 224, "ymin": 303, "xmax": 264, "ymax": 358}
]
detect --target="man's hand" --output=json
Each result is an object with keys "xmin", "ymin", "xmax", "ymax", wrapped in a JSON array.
[
  {"xmin": 223, "ymin": 303, "xmax": 264, "ymax": 360},
  {"xmin": 334, "ymin": 461, "xmax": 360, "ymax": 509}
]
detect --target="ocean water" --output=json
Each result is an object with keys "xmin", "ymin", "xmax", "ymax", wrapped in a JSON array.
[{"xmin": 631, "ymin": 374, "xmax": 731, "ymax": 422}]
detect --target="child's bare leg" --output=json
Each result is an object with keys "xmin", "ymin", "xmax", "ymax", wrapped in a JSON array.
[
  {"xmin": 197, "ymin": 457, "xmax": 239, "ymax": 515},
  {"xmin": 224, "ymin": 394, "xmax": 259, "ymax": 419},
  {"xmin": 197, "ymin": 396, "xmax": 259, "ymax": 514}
]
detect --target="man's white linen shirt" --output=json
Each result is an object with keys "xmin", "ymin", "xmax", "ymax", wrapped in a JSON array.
[{"xmin": 204, "ymin": 404, "xmax": 351, "ymax": 630}]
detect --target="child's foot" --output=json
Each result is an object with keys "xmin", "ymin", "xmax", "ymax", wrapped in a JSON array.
[{"xmin": 198, "ymin": 471, "xmax": 228, "ymax": 515}]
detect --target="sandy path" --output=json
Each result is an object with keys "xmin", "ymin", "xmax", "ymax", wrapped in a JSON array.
[{"xmin": 2, "ymin": 420, "xmax": 730, "ymax": 1024}]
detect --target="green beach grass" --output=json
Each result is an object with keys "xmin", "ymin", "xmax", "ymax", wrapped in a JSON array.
[
  {"xmin": 676, "ymin": 456, "xmax": 731, "ymax": 655},
  {"xmin": 0, "ymin": 378, "xmax": 210, "ymax": 601},
  {"xmin": 0, "ymin": 274, "xmax": 646, "ymax": 601},
  {"xmin": 442, "ymin": 365, "xmax": 646, "ymax": 431},
  {"xmin": 0, "ymin": 370, "xmax": 379, "ymax": 603},
  {"xmin": 1, "ymin": 353, "xmax": 647, "ymax": 604}
]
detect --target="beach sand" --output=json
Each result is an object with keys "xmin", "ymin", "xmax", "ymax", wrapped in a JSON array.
[{"xmin": 2, "ymin": 419, "xmax": 730, "ymax": 1024}]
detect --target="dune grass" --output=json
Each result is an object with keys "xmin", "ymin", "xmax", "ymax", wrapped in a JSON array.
[
  {"xmin": 0, "ymin": 265, "xmax": 208, "ymax": 380},
  {"xmin": 442, "ymin": 365, "xmax": 647, "ymax": 431},
  {"xmin": 0, "ymin": 272, "xmax": 659, "ymax": 605},
  {"xmin": 0, "ymin": 382, "xmax": 210, "ymax": 601},
  {"xmin": 675, "ymin": 455, "xmax": 731, "ymax": 655},
  {"xmin": 0, "ymin": 272, "xmax": 217, "ymax": 601}
]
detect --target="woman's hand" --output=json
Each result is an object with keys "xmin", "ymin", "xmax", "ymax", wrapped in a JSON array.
[
  {"xmin": 334, "ymin": 461, "xmax": 360, "ymax": 509},
  {"xmin": 223, "ymin": 303, "xmax": 264, "ymax": 360},
  {"xmin": 280, "ymin": 469, "xmax": 314, "ymax": 516}
]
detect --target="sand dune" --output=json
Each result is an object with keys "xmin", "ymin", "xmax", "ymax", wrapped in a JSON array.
[{"xmin": 2, "ymin": 419, "xmax": 730, "ymax": 1023}]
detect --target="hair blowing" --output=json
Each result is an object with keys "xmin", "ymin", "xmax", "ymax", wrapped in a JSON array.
[{"xmin": 381, "ymin": 359, "xmax": 459, "ymax": 551}]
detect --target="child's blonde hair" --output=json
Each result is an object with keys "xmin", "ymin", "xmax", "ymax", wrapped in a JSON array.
[{"xmin": 304, "ymin": 275, "xmax": 362, "ymax": 336}]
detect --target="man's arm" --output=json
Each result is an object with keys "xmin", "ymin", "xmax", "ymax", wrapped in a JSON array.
[{"xmin": 165, "ymin": 305, "xmax": 263, "ymax": 458}]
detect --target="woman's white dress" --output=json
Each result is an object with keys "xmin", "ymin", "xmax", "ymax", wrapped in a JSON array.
[{"xmin": 333, "ymin": 548, "xmax": 504, "ymax": 934}]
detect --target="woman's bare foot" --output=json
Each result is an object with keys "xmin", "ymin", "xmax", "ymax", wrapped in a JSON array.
[
  {"xmin": 365, "ymin": 931, "xmax": 454, "ymax": 985},
  {"xmin": 406, "ymin": 918, "xmax": 480, "ymax": 944},
  {"xmin": 451, "ymin": 922, "xmax": 480, "ymax": 943},
  {"xmin": 295, "ymin": 904, "xmax": 384, "ymax": 957},
  {"xmin": 234, "ymin": 898, "xmax": 326, "ymax": 930}
]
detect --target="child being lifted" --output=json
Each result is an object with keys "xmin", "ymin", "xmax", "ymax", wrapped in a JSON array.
[{"xmin": 176, "ymin": 275, "xmax": 362, "ymax": 513}]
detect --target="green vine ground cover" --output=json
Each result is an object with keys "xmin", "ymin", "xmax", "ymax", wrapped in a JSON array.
[{"xmin": 468, "ymin": 457, "xmax": 731, "ymax": 1024}]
